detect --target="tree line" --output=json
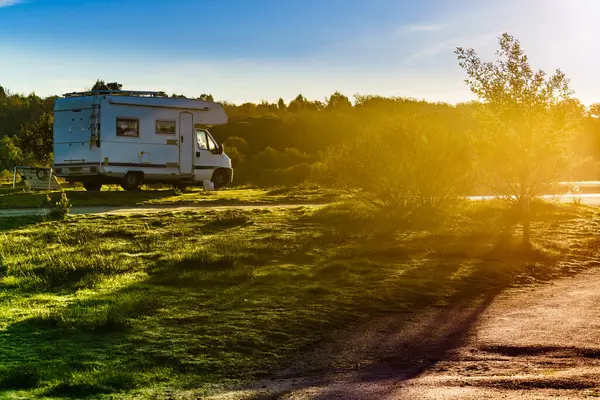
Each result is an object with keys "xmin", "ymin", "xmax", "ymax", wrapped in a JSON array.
[
  {"xmin": 2, "ymin": 35, "xmax": 600, "ymax": 243},
  {"xmin": 2, "ymin": 79, "xmax": 598, "ymax": 189}
]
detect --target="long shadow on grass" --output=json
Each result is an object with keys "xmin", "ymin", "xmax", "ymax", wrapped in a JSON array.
[
  {"xmin": 0, "ymin": 204, "xmax": 582, "ymax": 399},
  {"xmin": 0, "ymin": 189, "xmax": 177, "ymax": 210},
  {"xmin": 303, "ymin": 249, "xmax": 582, "ymax": 400},
  {"xmin": 0, "ymin": 215, "xmax": 45, "ymax": 231},
  {"xmin": 296, "ymin": 267, "xmax": 508, "ymax": 400},
  {"xmin": 0, "ymin": 290, "xmax": 157, "ymax": 397},
  {"xmin": 233, "ymin": 240, "xmax": 569, "ymax": 399}
]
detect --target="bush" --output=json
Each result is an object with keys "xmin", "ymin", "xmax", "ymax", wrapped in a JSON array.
[
  {"xmin": 0, "ymin": 169, "xmax": 13, "ymax": 184},
  {"xmin": 224, "ymin": 136, "xmax": 250, "ymax": 154},
  {"xmin": 316, "ymin": 116, "xmax": 472, "ymax": 220},
  {"xmin": 44, "ymin": 192, "xmax": 71, "ymax": 220}
]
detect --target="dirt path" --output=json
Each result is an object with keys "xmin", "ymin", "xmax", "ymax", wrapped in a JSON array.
[{"xmin": 212, "ymin": 268, "xmax": 600, "ymax": 399}]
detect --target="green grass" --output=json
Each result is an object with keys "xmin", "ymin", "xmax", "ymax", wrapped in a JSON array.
[
  {"xmin": 0, "ymin": 184, "xmax": 339, "ymax": 209},
  {"xmin": 0, "ymin": 199, "xmax": 598, "ymax": 398}
]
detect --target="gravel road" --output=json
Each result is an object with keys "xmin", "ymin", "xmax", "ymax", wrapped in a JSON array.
[{"xmin": 219, "ymin": 268, "xmax": 600, "ymax": 399}]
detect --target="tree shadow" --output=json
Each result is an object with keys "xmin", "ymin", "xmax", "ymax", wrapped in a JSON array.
[
  {"xmin": 0, "ymin": 203, "xmax": 583, "ymax": 399},
  {"xmin": 303, "ymin": 287, "xmax": 501, "ymax": 400},
  {"xmin": 237, "ymin": 248, "xmax": 564, "ymax": 400},
  {"xmin": 0, "ymin": 215, "xmax": 45, "ymax": 231}
]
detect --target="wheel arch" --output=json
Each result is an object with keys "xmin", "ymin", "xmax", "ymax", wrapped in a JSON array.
[{"xmin": 211, "ymin": 168, "xmax": 233, "ymax": 183}]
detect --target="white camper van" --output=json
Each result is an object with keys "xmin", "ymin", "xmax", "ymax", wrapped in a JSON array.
[{"xmin": 53, "ymin": 90, "xmax": 233, "ymax": 191}]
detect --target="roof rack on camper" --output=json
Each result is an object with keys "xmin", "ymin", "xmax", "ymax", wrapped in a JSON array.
[{"xmin": 63, "ymin": 90, "xmax": 168, "ymax": 98}]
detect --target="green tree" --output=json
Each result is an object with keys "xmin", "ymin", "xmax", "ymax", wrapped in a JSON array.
[
  {"xmin": 1, "ymin": 135, "xmax": 25, "ymax": 166},
  {"xmin": 456, "ymin": 33, "xmax": 575, "ymax": 244},
  {"xmin": 326, "ymin": 92, "xmax": 352, "ymax": 110},
  {"xmin": 589, "ymin": 103, "xmax": 600, "ymax": 118},
  {"xmin": 224, "ymin": 136, "xmax": 250, "ymax": 154},
  {"xmin": 198, "ymin": 93, "xmax": 214, "ymax": 102},
  {"xmin": 91, "ymin": 80, "xmax": 123, "ymax": 91},
  {"xmin": 277, "ymin": 97, "xmax": 287, "ymax": 111},
  {"xmin": 317, "ymin": 116, "xmax": 471, "ymax": 219},
  {"xmin": 288, "ymin": 94, "xmax": 306, "ymax": 112},
  {"xmin": 305, "ymin": 100, "xmax": 325, "ymax": 111},
  {"xmin": 18, "ymin": 111, "xmax": 54, "ymax": 166}
]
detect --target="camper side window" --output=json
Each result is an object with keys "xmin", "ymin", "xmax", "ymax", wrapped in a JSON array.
[
  {"xmin": 156, "ymin": 120, "xmax": 176, "ymax": 135},
  {"xmin": 116, "ymin": 118, "xmax": 139, "ymax": 137},
  {"xmin": 196, "ymin": 130, "xmax": 208, "ymax": 150}
]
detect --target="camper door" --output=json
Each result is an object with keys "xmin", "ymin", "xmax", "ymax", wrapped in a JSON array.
[
  {"xmin": 194, "ymin": 129, "xmax": 222, "ymax": 180},
  {"xmin": 179, "ymin": 112, "xmax": 194, "ymax": 175}
]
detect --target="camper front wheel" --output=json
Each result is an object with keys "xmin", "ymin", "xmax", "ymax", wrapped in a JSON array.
[
  {"xmin": 121, "ymin": 172, "xmax": 143, "ymax": 191},
  {"xmin": 212, "ymin": 169, "xmax": 229, "ymax": 189}
]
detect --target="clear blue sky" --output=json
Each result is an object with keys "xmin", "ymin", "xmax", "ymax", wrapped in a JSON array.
[{"xmin": 1, "ymin": 0, "xmax": 599, "ymax": 104}]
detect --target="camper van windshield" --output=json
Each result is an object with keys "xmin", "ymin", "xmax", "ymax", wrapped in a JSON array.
[{"xmin": 206, "ymin": 133, "xmax": 218, "ymax": 150}]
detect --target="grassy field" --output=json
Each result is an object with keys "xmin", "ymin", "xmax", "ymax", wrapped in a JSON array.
[
  {"xmin": 0, "ymin": 199, "xmax": 599, "ymax": 399},
  {"xmin": 0, "ymin": 184, "xmax": 338, "ymax": 209}
]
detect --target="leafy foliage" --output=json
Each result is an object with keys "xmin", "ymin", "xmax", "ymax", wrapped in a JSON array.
[
  {"xmin": 456, "ymin": 33, "xmax": 577, "ymax": 201},
  {"xmin": 91, "ymin": 80, "xmax": 123, "ymax": 91},
  {"xmin": 317, "ymin": 116, "xmax": 472, "ymax": 219},
  {"xmin": 18, "ymin": 111, "xmax": 54, "ymax": 166},
  {"xmin": 44, "ymin": 192, "xmax": 72, "ymax": 220},
  {"xmin": 1, "ymin": 65, "xmax": 600, "ymax": 188},
  {"xmin": 456, "ymin": 33, "xmax": 581, "ymax": 244}
]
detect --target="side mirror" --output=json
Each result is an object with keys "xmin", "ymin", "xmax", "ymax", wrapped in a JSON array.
[{"xmin": 218, "ymin": 142, "xmax": 224, "ymax": 155}]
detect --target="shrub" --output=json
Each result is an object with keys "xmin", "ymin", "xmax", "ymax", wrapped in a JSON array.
[
  {"xmin": 44, "ymin": 192, "xmax": 71, "ymax": 220},
  {"xmin": 0, "ymin": 169, "xmax": 13, "ymax": 184},
  {"xmin": 224, "ymin": 136, "xmax": 250, "ymax": 154},
  {"xmin": 316, "ymin": 116, "xmax": 472, "ymax": 221}
]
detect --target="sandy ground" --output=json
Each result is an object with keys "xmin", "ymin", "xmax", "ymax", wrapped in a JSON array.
[{"xmin": 211, "ymin": 268, "xmax": 600, "ymax": 399}]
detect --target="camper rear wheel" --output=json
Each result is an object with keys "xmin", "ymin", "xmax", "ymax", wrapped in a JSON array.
[
  {"xmin": 83, "ymin": 182, "xmax": 103, "ymax": 191},
  {"xmin": 212, "ymin": 169, "xmax": 229, "ymax": 189},
  {"xmin": 121, "ymin": 172, "xmax": 143, "ymax": 191}
]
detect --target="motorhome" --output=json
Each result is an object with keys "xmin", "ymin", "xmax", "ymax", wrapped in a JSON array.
[{"xmin": 53, "ymin": 90, "xmax": 232, "ymax": 191}]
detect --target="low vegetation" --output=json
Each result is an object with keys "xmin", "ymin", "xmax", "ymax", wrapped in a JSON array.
[
  {"xmin": 43, "ymin": 192, "xmax": 71, "ymax": 220},
  {"xmin": 0, "ymin": 185, "xmax": 338, "ymax": 209},
  {"xmin": 0, "ymin": 32, "xmax": 598, "ymax": 400},
  {"xmin": 317, "ymin": 115, "xmax": 471, "ymax": 218},
  {"xmin": 0, "ymin": 199, "xmax": 598, "ymax": 398}
]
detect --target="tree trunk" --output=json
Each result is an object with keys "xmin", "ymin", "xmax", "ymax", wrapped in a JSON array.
[{"xmin": 521, "ymin": 195, "xmax": 530, "ymax": 246}]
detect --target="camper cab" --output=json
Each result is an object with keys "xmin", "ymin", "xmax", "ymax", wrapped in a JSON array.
[{"xmin": 53, "ymin": 90, "xmax": 233, "ymax": 191}]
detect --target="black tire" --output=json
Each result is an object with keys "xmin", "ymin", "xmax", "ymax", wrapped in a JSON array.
[
  {"xmin": 211, "ymin": 169, "xmax": 229, "ymax": 189},
  {"xmin": 121, "ymin": 172, "xmax": 143, "ymax": 191},
  {"xmin": 83, "ymin": 182, "xmax": 102, "ymax": 191},
  {"xmin": 173, "ymin": 183, "xmax": 187, "ymax": 191}
]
